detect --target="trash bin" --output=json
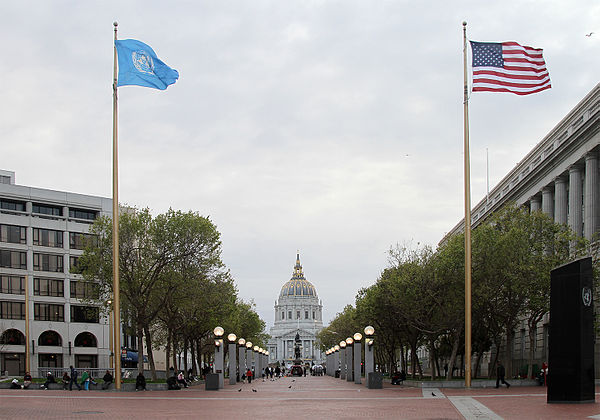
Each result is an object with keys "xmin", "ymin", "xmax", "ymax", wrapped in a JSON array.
[
  {"xmin": 335, "ymin": 370, "xmax": 340, "ymax": 378},
  {"xmin": 367, "ymin": 372, "xmax": 383, "ymax": 389},
  {"xmin": 205, "ymin": 373, "xmax": 219, "ymax": 390}
]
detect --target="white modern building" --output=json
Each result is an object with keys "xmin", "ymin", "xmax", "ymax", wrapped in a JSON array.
[
  {"xmin": 267, "ymin": 253, "xmax": 324, "ymax": 366},
  {"xmin": 0, "ymin": 170, "xmax": 112, "ymax": 376}
]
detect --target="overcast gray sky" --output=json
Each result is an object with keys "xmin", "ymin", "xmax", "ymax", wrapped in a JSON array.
[{"xmin": 1, "ymin": 1, "xmax": 598, "ymax": 329}]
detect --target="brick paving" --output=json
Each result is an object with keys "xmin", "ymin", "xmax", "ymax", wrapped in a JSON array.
[{"xmin": 1, "ymin": 375, "xmax": 600, "ymax": 419}]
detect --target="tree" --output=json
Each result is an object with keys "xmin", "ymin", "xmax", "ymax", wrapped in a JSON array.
[{"xmin": 80, "ymin": 207, "xmax": 225, "ymax": 379}]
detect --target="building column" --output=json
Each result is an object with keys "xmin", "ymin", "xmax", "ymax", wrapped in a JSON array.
[
  {"xmin": 530, "ymin": 195, "xmax": 541, "ymax": 212},
  {"xmin": 554, "ymin": 176, "xmax": 568, "ymax": 225},
  {"xmin": 346, "ymin": 345, "xmax": 354, "ymax": 382},
  {"xmin": 569, "ymin": 165, "xmax": 583, "ymax": 237},
  {"xmin": 542, "ymin": 186, "xmax": 554, "ymax": 219},
  {"xmin": 585, "ymin": 152, "xmax": 599, "ymax": 240}
]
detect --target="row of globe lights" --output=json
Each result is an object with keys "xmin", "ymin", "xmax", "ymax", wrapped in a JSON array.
[
  {"xmin": 325, "ymin": 325, "xmax": 375, "ymax": 356},
  {"xmin": 213, "ymin": 326, "xmax": 269, "ymax": 356}
]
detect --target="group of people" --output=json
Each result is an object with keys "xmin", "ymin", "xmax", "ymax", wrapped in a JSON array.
[{"xmin": 9, "ymin": 367, "xmax": 114, "ymax": 390}]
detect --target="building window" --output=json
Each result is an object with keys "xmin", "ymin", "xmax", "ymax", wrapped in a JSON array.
[
  {"xmin": 296, "ymin": 311, "xmax": 300, "ymax": 319},
  {"xmin": 0, "ymin": 328, "xmax": 25, "ymax": 345},
  {"xmin": 281, "ymin": 311, "xmax": 285, "ymax": 320},
  {"xmin": 75, "ymin": 332, "xmax": 97, "ymax": 347},
  {"xmin": 69, "ymin": 232, "xmax": 96, "ymax": 250},
  {"xmin": 33, "ymin": 228, "xmax": 63, "ymax": 248},
  {"xmin": 305, "ymin": 311, "xmax": 309, "ymax": 319},
  {"xmin": 0, "ymin": 175, "xmax": 10, "ymax": 184},
  {"xmin": 34, "ymin": 278, "xmax": 64, "ymax": 297},
  {"xmin": 0, "ymin": 199, "xmax": 25, "ymax": 212},
  {"xmin": 38, "ymin": 353, "xmax": 63, "ymax": 368},
  {"xmin": 288, "ymin": 311, "xmax": 292, "ymax": 319},
  {"xmin": 0, "ymin": 275, "xmax": 25, "ymax": 295},
  {"xmin": 32, "ymin": 203, "xmax": 62, "ymax": 217},
  {"xmin": 0, "ymin": 250, "xmax": 26, "ymax": 269},
  {"xmin": 312, "ymin": 311, "xmax": 315, "ymax": 319},
  {"xmin": 33, "ymin": 253, "xmax": 64, "ymax": 272},
  {"xmin": 69, "ymin": 208, "xmax": 98, "ymax": 221},
  {"xmin": 70, "ymin": 305, "xmax": 100, "ymax": 323},
  {"xmin": 39, "ymin": 330, "xmax": 62, "ymax": 346},
  {"xmin": 70, "ymin": 281, "xmax": 99, "ymax": 299},
  {"xmin": 34, "ymin": 303, "xmax": 64, "ymax": 322},
  {"xmin": 0, "ymin": 224, "xmax": 26, "ymax": 244},
  {"xmin": 0, "ymin": 301, "xmax": 25, "ymax": 319}
]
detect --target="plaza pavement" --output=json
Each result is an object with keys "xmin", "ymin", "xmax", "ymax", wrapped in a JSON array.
[{"xmin": 1, "ymin": 374, "xmax": 600, "ymax": 419}]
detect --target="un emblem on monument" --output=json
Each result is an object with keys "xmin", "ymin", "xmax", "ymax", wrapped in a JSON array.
[
  {"xmin": 132, "ymin": 50, "xmax": 154, "ymax": 75},
  {"xmin": 582, "ymin": 287, "xmax": 592, "ymax": 307}
]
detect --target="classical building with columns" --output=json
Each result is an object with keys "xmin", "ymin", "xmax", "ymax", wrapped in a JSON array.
[
  {"xmin": 442, "ymin": 82, "xmax": 600, "ymax": 375},
  {"xmin": 267, "ymin": 253, "xmax": 324, "ymax": 366}
]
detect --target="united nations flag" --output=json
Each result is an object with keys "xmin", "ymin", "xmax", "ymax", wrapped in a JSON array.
[{"xmin": 115, "ymin": 39, "xmax": 179, "ymax": 90}]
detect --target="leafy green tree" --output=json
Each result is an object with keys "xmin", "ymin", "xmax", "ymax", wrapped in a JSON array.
[{"xmin": 80, "ymin": 207, "xmax": 225, "ymax": 378}]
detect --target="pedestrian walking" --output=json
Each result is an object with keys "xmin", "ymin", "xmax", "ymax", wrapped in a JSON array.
[
  {"xmin": 69, "ymin": 365, "xmax": 81, "ymax": 391},
  {"xmin": 246, "ymin": 368, "xmax": 253, "ymax": 384},
  {"xmin": 495, "ymin": 362, "xmax": 510, "ymax": 388}
]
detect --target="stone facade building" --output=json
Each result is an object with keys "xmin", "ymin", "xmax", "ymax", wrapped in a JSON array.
[
  {"xmin": 267, "ymin": 253, "xmax": 324, "ymax": 366},
  {"xmin": 442, "ymin": 82, "xmax": 600, "ymax": 376}
]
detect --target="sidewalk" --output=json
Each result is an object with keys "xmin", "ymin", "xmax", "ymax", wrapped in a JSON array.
[{"xmin": 1, "ymin": 374, "xmax": 599, "ymax": 419}]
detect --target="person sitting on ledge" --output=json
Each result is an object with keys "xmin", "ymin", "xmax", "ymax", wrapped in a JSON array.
[
  {"xmin": 41, "ymin": 372, "xmax": 55, "ymax": 389},
  {"xmin": 102, "ymin": 370, "xmax": 113, "ymax": 390},
  {"xmin": 135, "ymin": 372, "xmax": 146, "ymax": 391}
]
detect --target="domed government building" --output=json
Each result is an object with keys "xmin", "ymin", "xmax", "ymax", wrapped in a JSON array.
[{"xmin": 267, "ymin": 253, "xmax": 324, "ymax": 366}]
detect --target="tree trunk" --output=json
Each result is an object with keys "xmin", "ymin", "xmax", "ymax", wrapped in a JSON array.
[
  {"xmin": 505, "ymin": 328, "xmax": 515, "ymax": 378},
  {"xmin": 527, "ymin": 319, "xmax": 539, "ymax": 379},
  {"xmin": 190, "ymin": 339, "xmax": 197, "ymax": 376},
  {"xmin": 143, "ymin": 325, "xmax": 157, "ymax": 380},
  {"xmin": 447, "ymin": 331, "xmax": 460, "ymax": 380},
  {"xmin": 172, "ymin": 334, "xmax": 178, "ymax": 371},
  {"xmin": 165, "ymin": 329, "xmax": 171, "ymax": 374},
  {"xmin": 136, "ymin": 323, "xmax": 144, "ymax": 375},
  {"xmin": 183, "ymin": 336, "xmax": 189, "ymax": 377}
]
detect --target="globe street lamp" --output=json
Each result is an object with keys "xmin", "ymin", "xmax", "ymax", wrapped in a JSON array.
[
  {"xmin": 246, "ymin": 341, "xmax": 253, "ymax": 377},
  {"xmin": 345, "ymin": 337, "xmax": 354, "ymax": 382},
  {"xmin": 353, "ymin": 333, "xmax": 362, "ymax": 384},
  {"xmin": 238, "ymin": 338, "xmax": 246, "ymax": 382},
  {"xmin": 213, "ymin": 327, "xmax": 225, "ymax": 389},
  {"xmin": 364, "ymin": 326, "xmax": 375, "ymax": 387},
  {"xmin": 227, "ymin": 333, "xmax": 237, "ymax": 385},
  {"xmin": 339, "ymin": 341, "xmax": 347, "ymax": 380}
]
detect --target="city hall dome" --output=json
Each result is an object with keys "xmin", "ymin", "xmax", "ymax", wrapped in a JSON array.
[{"xmin": 279, "ymin": 253, "xmax": 318, "ymax": 298}]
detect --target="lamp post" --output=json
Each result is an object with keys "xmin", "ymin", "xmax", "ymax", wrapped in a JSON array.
[
  {"xmin": 253, "ymin": 345, "xmax": 260, "ymax": 378},
  {"xmin": 227, "ymin": 333, "xmax": 237, "ymax": 385},
  {"xmin": 238, "ymin": 338, "xmax": 246, "ymax": 382},
  {"xmin": 364, "ymin": 326, "xmax": 375, "ymax": 387},
  {"xmin": 339, "ymin": 341, "xmax": 347, "ymax": 379},
  {"xmin": 353, "ymin": 333, "xmax": 362, "ymax": 384},
  {"xmin": 246, "ymin": 341, "xmax": 253, "ymax": 378},
  {"xmin": 346, "ymin": 337, "xmax": 354, "ymax": 382},
  {"xmin": 213, "ymin": 327, "xmax": 225, "ymax": 389},
  {"xmin": 334, "ymin": 345, "xmax": 340, "ymax": 377}
]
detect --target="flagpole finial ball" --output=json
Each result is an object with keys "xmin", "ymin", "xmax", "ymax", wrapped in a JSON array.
[
  {"xmin": 113, "ymin": 22, "xmax": 118, "ymax": 27},
  {"xmin": 462, "ymin": 21, "xmax": 467, "ymax": 27}
]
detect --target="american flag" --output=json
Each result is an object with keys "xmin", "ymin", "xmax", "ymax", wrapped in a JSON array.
[{"xmin": 470, "ymin": 41, "xmax": 551, "ymax": 95}]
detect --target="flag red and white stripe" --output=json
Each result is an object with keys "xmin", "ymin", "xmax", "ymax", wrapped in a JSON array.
[{"xmin": 470, "ymin": 41, "xmax": 551, "ymax": 95}]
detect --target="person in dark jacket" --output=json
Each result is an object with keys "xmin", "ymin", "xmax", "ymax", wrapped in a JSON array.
[
  {"xmin": 135, "ymin": 372, "xmax": 146, "ymax": 391},
  {"xmin": 23, "ymin": 372, "xmax": 32, "ymax": 389},
  {"xmin": 495, "ymin": 362, "xmax": 511, "ymax": 388},
  {"xmin": 62, "ymin": 372, "xmax": 70, "ymax": 390},
  {"xmin": 69, "ymin": 366, "xmax": 81, "ymax": 391},
  {"xmin": 167, "ymin": 375, "xmax": 181, "ymax": 390},
  {"xmin": 102, "ymin": 370, "xmax": 113, "ymax": 390},
  {"xmin": 41, "ymin": 372, "xmax": 55, "ymax": 389}
]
